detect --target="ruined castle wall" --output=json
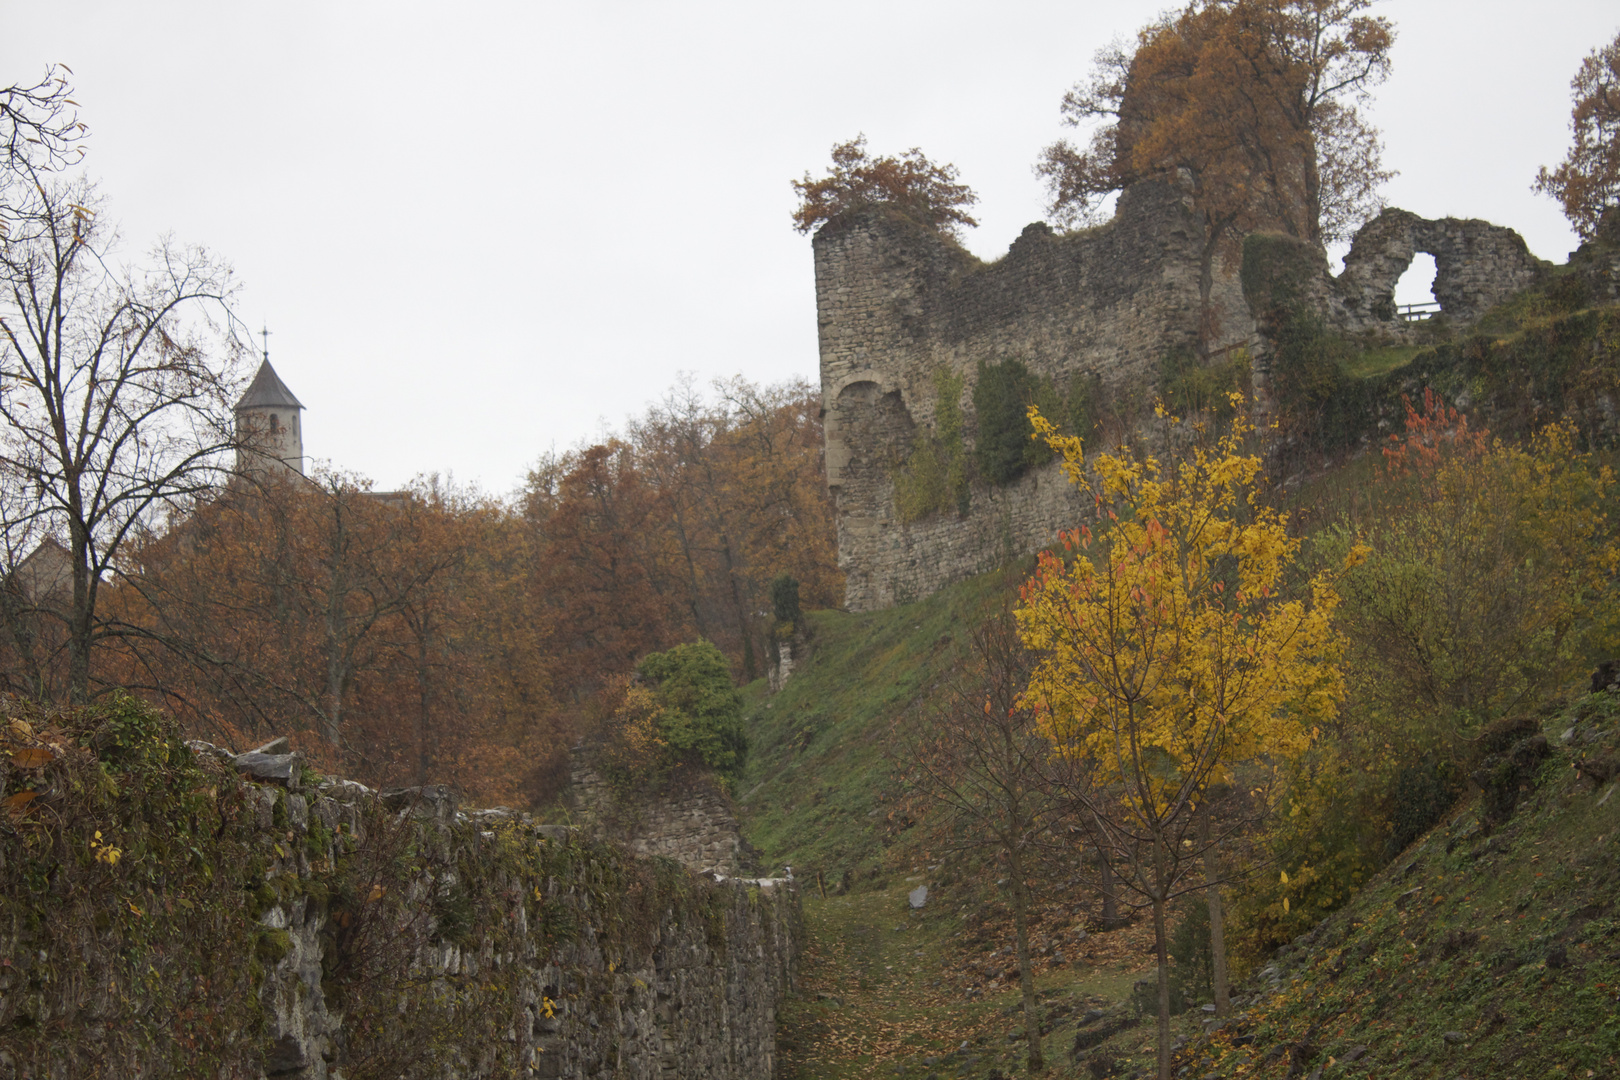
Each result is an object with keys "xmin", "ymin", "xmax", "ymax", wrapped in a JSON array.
[
  {"xmin": 818, "ymin": 185, "xmax": 1559, "ymax": 612},
  {"xmin": 816, "ymin": 181, "xmax": 1256, "ymax": 612},
  {"xmin": 1331, "ymin": 209, "xmax": 1549, "ymax": 331}
]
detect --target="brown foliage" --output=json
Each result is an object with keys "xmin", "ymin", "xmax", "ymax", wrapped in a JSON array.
[
  {"xmin": 112, "ymin": 474, "xmax": 563, "ymax": 806},
  {"xmin": 0, "ymin": 175, "xmax": 242, "ymax": 703},
  {"xmin": 1, "ymin": 376, "xmax": 838, "ymax": 810},
  {"xmin": 791, "ymin": 134, "xmax": 978, "ymax": 239},
  {"xmin": 1038, "ymin": 0, "xmax": 1394, "ymax": 246},
  {"xmin": 528, "ymin": 376, "xmax": 841, "ymax": 697},
  {"xmin": 1535, "ymin": 30, "xmax": 1620, "ymax": 240}
]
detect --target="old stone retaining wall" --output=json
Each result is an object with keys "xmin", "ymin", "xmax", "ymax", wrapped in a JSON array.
[
  {"xmin": 569, "ymin": 749, "xmax": 749, "ymax": 877},
  {"xmin": 0, "ymin": 726, "xmax": 798, "ymax": 1080}
]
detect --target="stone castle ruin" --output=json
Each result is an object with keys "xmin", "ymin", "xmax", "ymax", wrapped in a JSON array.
[{"xmin": 814, "ymin": 180, "xmax": 1551, "ymax": 612}]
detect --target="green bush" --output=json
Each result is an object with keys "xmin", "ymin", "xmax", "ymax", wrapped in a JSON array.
[
  {"xmin": 1067, "ymin": 371, "xmax": 1103, "ymax": 439},
  {"xmin": 769, "ymin": 574, "xmax": 802, "ymax": 636},
  {"xmin": 973, "ymin": 359, "xmax": 1058, "ymax": 485},
  {"xmin": 1158, "ymin": 346, "xmax": 1250, "ymax": 419},
  {"xmin": 1384, "ymin": 756, "xmax": 1462, "ymax": 858},
  {"xmin": 637, "ymin": 641, "xmax": 747, "ymax": 779}
]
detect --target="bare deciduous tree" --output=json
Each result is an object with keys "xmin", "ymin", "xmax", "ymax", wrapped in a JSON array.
[
  {"xmin": 898, "ymin": 605, "xmax": 1064, "ymax": 1073},
  {"xmin": 1, "ymin": 64, "xmax": 88, "ymax": 235},
  {"xmin": 0, "ymin": 174, "xmax": 242, "ymax": 702}
]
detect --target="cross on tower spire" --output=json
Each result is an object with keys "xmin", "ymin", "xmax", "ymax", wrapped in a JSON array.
[{"xmin": 259, "ymin": 324, "xmax": 271, "ymax": 363}]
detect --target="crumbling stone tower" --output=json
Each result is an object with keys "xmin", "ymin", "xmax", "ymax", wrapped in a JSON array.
[{"xmin": 813, "ymin": 179, "xmax": 1256, "ymax": 612}]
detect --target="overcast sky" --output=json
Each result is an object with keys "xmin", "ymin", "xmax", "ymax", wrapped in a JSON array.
[{"xmin": 6, "ymin": 1, "xmax": 1616, "ymax": 493}]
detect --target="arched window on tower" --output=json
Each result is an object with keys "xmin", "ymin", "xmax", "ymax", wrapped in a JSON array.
[{"xmin": 269, "ymin": 413, "xmax": 281, "ymax": 433}]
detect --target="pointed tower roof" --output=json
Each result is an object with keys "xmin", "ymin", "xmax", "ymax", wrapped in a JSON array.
[{"xmin": 234, "ymin": 359, "xmax": 304, "ymax": 412}]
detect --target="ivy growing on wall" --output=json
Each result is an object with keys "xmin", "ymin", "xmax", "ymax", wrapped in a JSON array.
[
  {"xmin": 972, "ymin": 359, "xmax": 1062, "ymax": 486},
  {"xmin": 1065, "ymin": 371, "xmax": 1103, "ymax": 442},
  {"xmin": 893, "ymin": 367, "xmax": 969, "ymax": 522}
]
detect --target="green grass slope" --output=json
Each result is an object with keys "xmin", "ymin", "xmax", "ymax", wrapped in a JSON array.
[
  {"xmin": 736, "ymin": 566, "xmax": 1021, "ymax": 883},
  {"xmin": 1176, "ymin": 688, "xmax": 1620, "ymax": 1079}
]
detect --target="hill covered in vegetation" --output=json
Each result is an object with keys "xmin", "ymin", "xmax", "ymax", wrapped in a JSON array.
[{"xmin": 726, "ymin": 231, "xmax": 1620, "ymax": 1076}]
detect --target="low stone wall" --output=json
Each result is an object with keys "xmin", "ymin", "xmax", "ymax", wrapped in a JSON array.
[{"xmin": 0, "ymin": 720, "xmax": 798, "ymax": 1080}]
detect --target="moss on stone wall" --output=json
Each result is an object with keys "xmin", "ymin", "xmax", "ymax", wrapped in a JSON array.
[
  {"xmin": 1263, "ymin": 302, "xmax": 1620, "ymax": 463},
  {"xmin": 0, "ymin": 698, "xmax": 800, "ymax": 1079},
  {"xmin": 972, "ymin": 359, "xmax": 1061, "ymax": 487},
  {"xmin": 0, "ymin": 695, "xmax": 269, "ymax": 1078},
  {"xmin": 1240, "ymin": 231, "xmax": 1329, "ymax": 317},
  {"xmin": 893, "ymin": 367, "xmax": 969, "ymax": 523}
]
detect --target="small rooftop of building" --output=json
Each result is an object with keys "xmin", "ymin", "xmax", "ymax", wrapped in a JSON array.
[{"xmin": 234, "ymin": 359, "xmax": 304, "ymax": 412}]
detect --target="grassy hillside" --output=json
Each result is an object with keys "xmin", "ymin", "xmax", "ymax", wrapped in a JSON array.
[
  {"xmin": 736, "ymin": 264, "xmax": 1620, "ymax": 1078},
  {"xmin": 736, "ymin": 565, "xmax": 1021, "ymax": 883},
  {"xmin": 754, "ymin": 668, "xmax": 1618, "ymax": 1080},
  {"xmin": 1175, "ymin": 687, "xmax": 1620, "ymax": 1078}
]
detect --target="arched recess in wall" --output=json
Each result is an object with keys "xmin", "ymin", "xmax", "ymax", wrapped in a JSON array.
[{"xmin": 826, "ymin": 380, "xmax": 915, "ymax": 493}]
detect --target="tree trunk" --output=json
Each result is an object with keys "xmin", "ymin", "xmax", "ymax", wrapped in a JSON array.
[
  {"xmin": 1152, "ymin": 884, "xmax": 1172, "ymax": 1080},
  {"xmin": 1301, "ymin": 128, "xmax": 1323, "ymax": 246},
  {"xmin": 719, "ymin": 533, "xmax": 756, "ymax": 683},
  {"xmin": 322, "ymin": 651, "xmax": 345, "ymax": 748},
  {"xmin": 1200, "ymin": 803, "xmax": 1231, "ymax": 1015},
  {"xmin": 1099, "ymin": 852, "xmax": 1122, "ymax": 929},
  {"xmin": 1008, "ymin": 850, "xmax": 1045, "ymax": 1072},
  {"xmin": 68, "ymin": 522, "xmax": 92, "ymax": 704},
  {"xmin": 415, "ymin": 627, "xmax": 432, "ymax": 787}
]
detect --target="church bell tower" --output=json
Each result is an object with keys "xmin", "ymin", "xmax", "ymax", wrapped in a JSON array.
[{"xmin": 234, "ymin": 339, "xmax": 305, "ymax": 478}]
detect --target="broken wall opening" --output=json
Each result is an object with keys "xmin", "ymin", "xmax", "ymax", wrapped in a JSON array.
[{"xmin": 1394, "ymin": 251, "xmax": 1440, "ymax": 321}]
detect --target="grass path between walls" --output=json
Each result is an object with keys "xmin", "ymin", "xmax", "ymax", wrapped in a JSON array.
[{"xmin": 777, "ymin": 879, "xmax": 1218, "ymax": 1080}]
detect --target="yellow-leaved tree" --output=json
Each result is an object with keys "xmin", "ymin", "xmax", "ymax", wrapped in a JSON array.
[{"xmin": 1016, "ymin": 397, "xmax": 1362, "ymax": 1080}]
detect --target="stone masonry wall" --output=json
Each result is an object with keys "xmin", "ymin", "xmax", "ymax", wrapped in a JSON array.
[
  {"xmin": 817, "ymin": 185, "xmax": 1556, "ymax": 612},
  {"xmin": 0, "ymin": 737, "xmax": 798, "ymax": 1080},
  {"xmin": 1330, "ymin": 208, "xmax": 1549, "ymax": 332},
  {"xmin": 569, "ymin": 748, "xmax": 748, "ymax": 876},
  {"xmin": 816, "ymin": 179, "xmax": 1256, "ymax": 612}
]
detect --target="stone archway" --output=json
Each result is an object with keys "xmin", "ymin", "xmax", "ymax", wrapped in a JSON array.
[{"xmin": 1336, "ymin": 208, "xmax": 1546, "ymax": 329}]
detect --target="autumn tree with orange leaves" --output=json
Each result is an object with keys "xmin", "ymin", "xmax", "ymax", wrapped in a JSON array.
[
  {"xmin": 1038, "ymin": 0, "xmax": 1393, "ymax": 347},
  {"xmin": 114, "ymin": 473, "xmax": 562, "ymax": 805},
  {"xmin": 6, "ymin": 374, "xmax": 837, "ymax": 807},
  {"xmin": 528, "ymin": 377, "xmax": 840, "ymax": 704},
  {"xmin": 1040, "ymin": 0, "xmax": 1393, "ymax": 243},
  {"xmin": 792, "ymin": 135, "xmax": 978, "ymax": 240},
  {"xmin": 1535, "ymin": 30, "xmax": 1620, "ymax": 240}
]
